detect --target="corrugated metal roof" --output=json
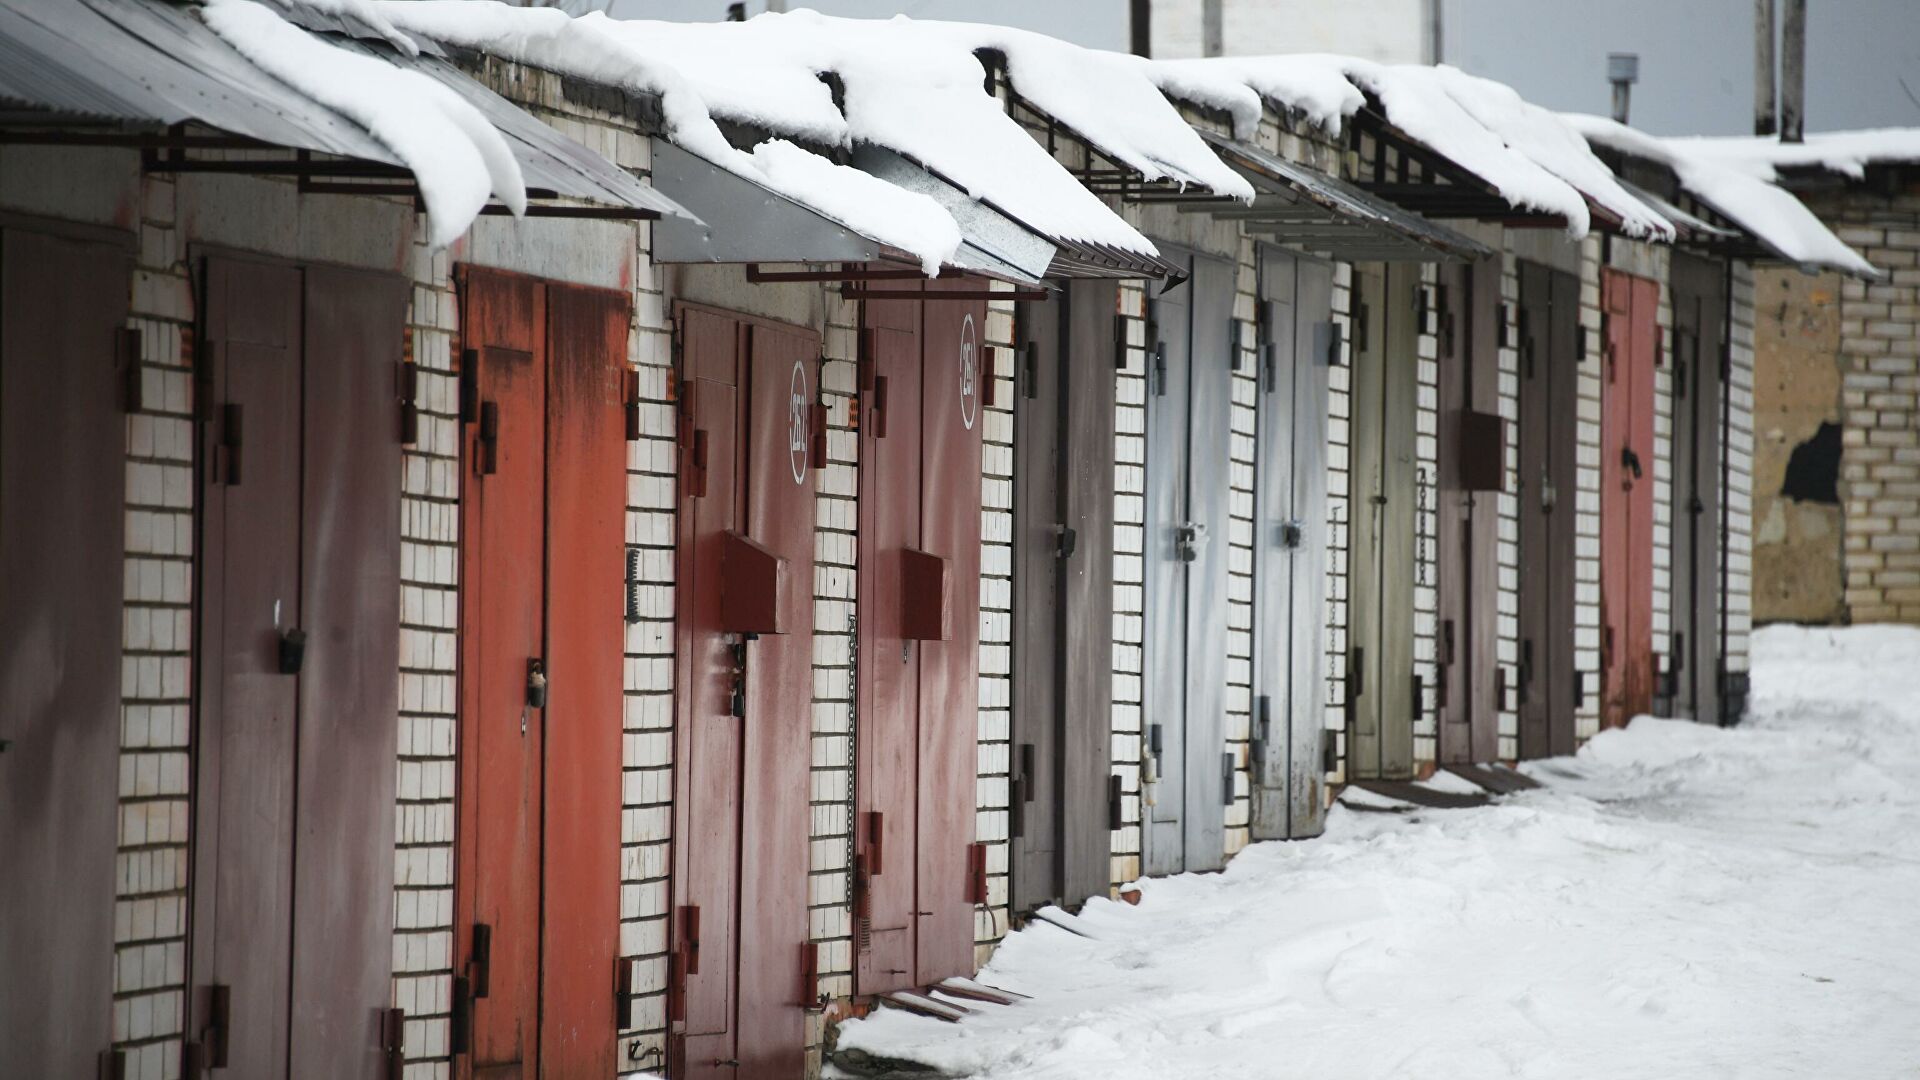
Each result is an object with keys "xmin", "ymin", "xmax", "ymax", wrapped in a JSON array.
[
  {"xmin": 1194, "ymin": 131, "xmax": 1491, "ymax": 263},
  {"xmin": 0, "ymin": 0, "xmax": 694, "ymax": 221}
]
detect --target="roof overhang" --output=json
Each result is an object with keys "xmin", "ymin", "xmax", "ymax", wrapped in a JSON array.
[
  {"xmin": 1172, "ymin": 130, "xmax": 1492, "ymax": 262},
  {"xmin": 1348, "ymin": 107, "xmax": 1572, "ymax": 229},
  {"xmin": 0, "ymin": 0, "xmax": 692, "ymax": 222}
]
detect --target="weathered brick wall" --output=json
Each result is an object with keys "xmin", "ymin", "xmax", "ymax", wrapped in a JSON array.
[
  {"xmin": 1727, "ymin": 261, "xmax": 1757, "ymax": 683},
  {"xmin": 975, "ymin": 292, "xmax": 1019, "ymax": 957},
  {"xmin": 1814, "ymin": 194, "xmax": 1920, "ymax": 623},
  {"xmin": 1110, "ymin": 280, "xmax": 1150, "ymax": 885},
  {"xmin": 1496, "ymin": 248, "xmax": 1523, "ymax": 758}
]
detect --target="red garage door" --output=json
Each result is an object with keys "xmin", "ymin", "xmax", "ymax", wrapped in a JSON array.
[
  {"xmin": 189, "ymin": 254, "xmax": 406, "ymax": 1079},
  {"xmin": 454, "ymin": 267, "xmax": 628, "ymax": 1079},
  {"xmin": 855, "ymin": 278, "xmax": 988, "ymax": 994},
  {"xmin": 0, "ymin": 222, "xmax": 131, "ymax": 1080},
  {"xmin": 670, "ymin": 304, "xmax": 818, "ymax": 1079},
  {"xmin": 1600, "ymin": 268, "xmax": 1658, "ymax": 731}
]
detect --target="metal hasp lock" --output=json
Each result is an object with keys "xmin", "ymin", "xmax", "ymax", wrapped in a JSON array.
[
  {"xmin": 1054, "ymin": 524, "xmax": 1078, "ymax": 560},
  {"xmin": 278, "ymin": 627, "xmax": 307, "ymax": 675},
  {"xmin": 1279, "ymin": 519, "xmax": 1304, "ymax": 549},
  {"xmin": 1175, "ymin": 521, "xmax": 1208, "ymax": 563},
  {"xmin": 525, "ymin": 659, "xmax": 548, "ymax": 709},
  {"xmin": 1142, "ymin": 723, "xmax": 1164, "ymax": 806},
  {"xmin": 1621, "ymin": 446, "xmax": 1644, "ymax": 481}
]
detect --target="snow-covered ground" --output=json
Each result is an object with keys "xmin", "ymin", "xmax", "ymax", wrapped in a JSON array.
[{"xmin": 836, "ymin": 625, "xmax": 1920, "ymax": 1079}]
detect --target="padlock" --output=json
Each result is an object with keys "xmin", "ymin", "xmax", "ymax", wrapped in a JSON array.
[
  {"xmin": 278, "ymin": 628, "xmax": 307, "ymax": 676},
  {"xmin": 526, "ymin": 660, "xmax": 548, "ymax": 709}
]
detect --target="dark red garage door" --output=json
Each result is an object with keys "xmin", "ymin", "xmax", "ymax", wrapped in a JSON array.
[
  {"xmin": 670, "ymin": 304, "xmax": 818, "ymax": 1079},
  {"xmin": 189, "ymin": 254, "xmax": 406, "ymax": 1079},
  {"xmin": 1600, "ymin": 268, "xmax": 1658, "ymax": 732},
  {"xmin": 0, "ymin": 221, "xmax": 131, "ymax": 1080}
]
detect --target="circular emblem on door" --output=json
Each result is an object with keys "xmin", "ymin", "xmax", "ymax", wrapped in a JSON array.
[
  {"xmin": 788, "ymin": 358, "xmax": 809, "ymax": 485},
  {"xmin": 959, "ymin": 312, "xmax": 978, "ymax": 431}
]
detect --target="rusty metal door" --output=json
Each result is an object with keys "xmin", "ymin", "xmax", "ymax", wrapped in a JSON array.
[
  {"xmin": 1435, "ymin": 257, "xmax": 1504, "ymax": 765},
  {"xmin": 1010, "ymin": 282, "xmax": 1117, "ymax": 915},
  {"xmin": 1601, "ymin": 268, "xmax": 1658, "ymax": 731},
  {"xmin": 855, "ymin": 290, "xmax": 922, "ymax": 994},
  {"xmin": 1346, "ymin": 264, "xmax": 1418, "ymax": 780},
  {"xmin": 1668, "ymin": 254, "xmax": 1724, "ymax": 724},
  {"xmin": 455, "ymin": 269, "xmax": 630, "ymax": 1078},
  {"xmin": 0, "ymin": 224, "xmax": 130, "ymax": 1079},
  {"xmin": 1250, "ymin": 248, "xmax": 1334, "ymax": 840},
  {"xmin": 192, "ymin": 254, "xmax": 404, "ymax": 1078},
  {"xmin": 1516, "ymin": 262, "xmax": 1580, "ymax": 759},
  {"xmin": 855, "ymin": 279, "xmax": 988, "ymax": 991},
  {"xmin": 457, "ymin": 271, "xmax": 547, "ymax": 1077},
  {"xmin": 914, "ymin": 283, "xmax": 986, "ymax": 985},
  {"xmin": 1143, "ymin": 250, "xmax": 1233, "ymax": 876},
  {"xmin": 291, "ymin": 266, "xmax": 405, "ymax": 1080},
  {"xmin": 671, "ymin": 305, "xmax": 817, "ymax": 1079}
]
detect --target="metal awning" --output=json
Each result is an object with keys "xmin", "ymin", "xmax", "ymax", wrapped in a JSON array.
[
  {"xmin": 1183, "ymin": 131, "xmax": 1492, "ymax": 262},
  {"xmin": 0, "ymin": 0, "xmax": 694, "ymax": 221},
  {"xmin": 1617, "ymin": 178, "xmax": 1738, "ymax": 243},
  {"xmin": 853, "ymin": 147, "xmax": 1054, "ymax": 285}
]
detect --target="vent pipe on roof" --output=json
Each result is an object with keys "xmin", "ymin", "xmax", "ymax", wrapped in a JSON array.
[
  {"xmin": 1202, "ymin": 0, "xmax": 1223, "ymax": 57},
  {"xmin": 1780, "ymin": 0, "xmax": 1806, "ymax": 143},
  {"xmin": 1130, "ymin": 0, "xmax": 1151, "ymax": 57},
  {"xmin": 1754, "ymin": 0, "xmax": 1777, "ymax": 136},
  {"xmin": 1608, "ymin": 53, "xmax": 1639, "ymax": 125}
]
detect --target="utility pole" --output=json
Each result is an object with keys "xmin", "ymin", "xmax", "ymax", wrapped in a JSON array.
[
  {"xmin": 1780, "ymin": 0, "xmax": 1806, "ymax": 142},
  {"xmin": 1753, "ymin": 0, "xmax": 1777, "ymax": 135},
  {"xmin": 1202, "ymin": 0, "xmax": 1223, "ymax": 57},
  {"xmin": 1427, "ymin": 0, "xmax": 1444, "ymax": 64},
  {"xmin": 1130, "ymin": 0, "xmax": 1151, "ymax": 57}
]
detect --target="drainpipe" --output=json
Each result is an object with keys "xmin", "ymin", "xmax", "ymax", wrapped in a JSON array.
[
  {"xmin": 1780, "ymin": 0, "xmax": 1806, "ymax": 142},
  {"xmin": 1608, "ymin": 53, "xmax": 1639, "ymax": 125},
  {"xmin": 1754, "ymin": 0, "xmax": 1777, "ymax": 136},
  {"xmin": 1202, "ymin": 0, "xmax": 1223, "ymax": 57},
  {"xmin": 1130, "ymin": 0, "xmax": 1151, "ymax": 57},
  {"xmin": 1426, "ymin": 0, "xmax": 1444, "ymax": 64}
]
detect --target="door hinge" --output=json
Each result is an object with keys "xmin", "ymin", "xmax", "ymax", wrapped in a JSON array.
[
  {"xmin": 201, "ymin": 983, "xmax": 231, "ymax": 1069},
  {"xmin": 1321, "ymin": 728, "xmax": 1338, "ymax": 775},
  {"xmin": 1022, "ymin": 342, "xmax": 1038, "ymax": 400},
  {"xmin": 1107, "ymin": 773, "xmax": 1123, "ymax": 831},
  {"xmin": 476, "ymin": 400, "xmax": 500, "ymax": 476},
  {"xmin": 1497, "ymin": 303, "xmax": 1511, "ymax": 349},
  {"xmin": 865, "ymin": 811, "xmax": 885, "ymax": 876},
  {"xmin": 219, "ymin": 402, "xmax": 243, "ymax": 485},
  {"xmin": 1574, "ymin": 670, "xmax": 1587, "ymax": 709},
  {"xmin": 117, "ymin": 327, "xmax": 143, "ymax": 414},
  {"xmin": 1326, "ymin": 320, "xmax": 1344, "ymax": 367},
  {"xmin": 1496, "ymin": 664, "xmax": 1509, "ymax": 712},
  {"xmin": 459, "ymin": 348, "xmax": 479, "ymax": 423},
  {"xmin": 686, "ymin": 428, "xmax": 709, "ymax": 497},
  {"xmin": 382, "ymin": 1007, "xmax": 406, "ymax": 1080},
  {"xmin": 1353, "ymin": 301, "xmax": 1369, "ymax": 353},
  {"xmin": 470, "ymin": 922, "xmax": 492, "ymax": 999},
  {"xmin": 965, "ymin": 841, "xmax": 989, "ymax": 905},
  {"xmin": 1250, "ymin": 695, "xmax": 1271, "ymax": 767},
  {"xmin": 1229, "ymin": 318, "xmax": 1245, "ymax": 372},
  {"xmin": 1411, "ymin": 673, "xmax": 1424, "ymax": 722},
  {"xmin": 624, "ymin": 368, "xmax": 642, "ymax": 442},
  {"xmin": 449, "ymin": 976, "xmax": 472, "ymax": 1056},
  {"xmin": 679, "ymin": 904, "xmax": 702, "ymax": 975},
  {"xmin": 1415, "ymin": 285, "xmax": 1431, "ymax": 335},
  {"xmin": 1519, "ymin": 639, "xmax": 1534, "ymax": 706},
  {"xmin": 983, "ymin": 344, "xmax": 1000, "ymax": 408},
  {"xmin": 616, "ymin": 957, "xmax": 639, "ymax": 1031},
  {"xmin": 1114, "ymin": 313, "xmax": 1130, "ymax": 371},
  {"xmin": 1261, "ymin": 339, "xmax": 1278, "ymax": 392},
  {"xmin": 1151, "ymin": 341, "xmax": 1167, "ymax": 396},
  {"xmin": 398, "ymin": 361, "xmax": 419, "ymax": 445},
  {"xmin": 667, "ymin": 950, "xmax": 688, "ymax": 1024},
  {"xmin": 872, "ymin": 375, "xmax": 890, "ymax": 439},
  {"xmin": 858, "ymin": 327, "xmax": 877, "ymax": 391},
  {"xmin": 98, "ymin": 1048, "xmax": 126, "ymax": 1080},
  {"xmin": 1347, "ymin": 646, "xmax": 1365, "ymax": 703},
  {"xmin": 810, "ymin": 400, "xmax": 829, "ymax": 470},
  {"xmin": 1221, "ymin": 751, "xmax": 1235, "ymax": 806}
]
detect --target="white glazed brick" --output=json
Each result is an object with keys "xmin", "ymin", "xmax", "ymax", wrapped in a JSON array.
[
  {"xmin": 976, "ymin": 289, "xmax": 1018, "ymax": 957},
  {"xmin": 1109, "ymin": 282, "xmax": 1150, "ymax": 889},
  {"xmin": 1725, "ymin": 261, "xmax": 1757, "ymax": 674},
  {"xmin": 1412, "ymin": 262, "xmax": 1441, "ymax": 764},
  {"xmin": 1223, "ymin": 240, "xmax": 1259, "ymax": 853},
  {"xmin": 1496, "ymin": 253, "xmax": 1522, "ymax": 758}
]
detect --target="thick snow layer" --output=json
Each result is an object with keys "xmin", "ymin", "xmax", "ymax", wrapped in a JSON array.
[
  {"xmin": 836, "ymin": 624, "xmax": 1920, "ymax": 1079},
  {"xmin": 374, "ymin": 2, "xmax": 964, "ymax": 272},
  {"xmin": 1675, "ymin": 128, "xmax": 1920, "ymax": 181},
  {"xmin": 1568, "ymin": 115, "xmax": 1879, "ymax": 278},
  {"xmin": 1149, "ymin": 57, "xmax": 1675, "ymax": 240},
  {"xmin": 202, "ymin": 0, "xmax": 525, "ymax": 247}
]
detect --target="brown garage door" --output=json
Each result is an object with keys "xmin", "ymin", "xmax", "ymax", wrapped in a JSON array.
[
  {"xmin": 189, "ymin": 254, "xmax": 405, "ymax": 1078},
  {"xmin": 0, "ymin": 222, "xmax": 131, "ymax": 1080},
  {"xmin": 1600, "ymin": 268, "xmax": 1659, "ymax": 732},
  {"xmin": 454, "ymin": 268, "xmax": 629, "ymax": 1079},
  {"xmin": 1516, "ymin": 261, "xmax": 1580, "ymax": 759},
  {"xmin": 669, "ymin": 303, "xmax": 818, "ymax": 1080}
]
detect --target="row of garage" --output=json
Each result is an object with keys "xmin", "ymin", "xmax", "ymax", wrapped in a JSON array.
[{"xmin": 0, "ymin": 2, "xmax": 1878, "ymax": 1079}]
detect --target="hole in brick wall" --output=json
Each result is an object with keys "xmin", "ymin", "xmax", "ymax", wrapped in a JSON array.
[{"xmin": 1782, "ymin": 421, "xmax": 1841, "ymax": 505}]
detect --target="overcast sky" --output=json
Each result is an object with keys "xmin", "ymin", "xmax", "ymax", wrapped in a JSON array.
[{"xmin": 604, "ymin": 0, "xmax": 1920, "ymax": 136}]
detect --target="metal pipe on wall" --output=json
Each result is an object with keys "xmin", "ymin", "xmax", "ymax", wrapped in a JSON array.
[
  {"xmin": 1754, "ymin": 0, "xmax": 1776, "ymax": 136},
  {"xmin": 1780, "ymin": 0, "xmax": 1806, "ymax": 143},
  {"xmin": 1131, "ymin": 0, "xmax": 1151, "ymax": 57},
  {"xmin": 1202, "ymin": 0, "xmax": 1223, "ymax": 57}
]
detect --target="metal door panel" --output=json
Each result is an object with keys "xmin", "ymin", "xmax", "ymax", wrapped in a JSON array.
[
  {"xmin": 540, "ymin": 283, "xmax": 628, "ymax": 1077},
  {"xmin": 1601, "ymin": 269, "xmax": 1656, "ymax": 730},
  {"xmin": 1010, "ymin": 295, "xmax": 1063, "ymax": 914},
  {"xmin": 458, "ymin": 270, "xmax": 547, "ymax": 1075},
  {"xmin": 1516, "ymin": 262, "xmax": 1581, "ymax": 759},
  {"xmin": 194, "ymin": 255, "xmax": 304, "ymax": 1079},
  {"xmin": 1182, "ymin": 255, "xmax": 1234, "ymax": 869},
  {"xmin": 856, "ymin": 298, "xmax": 922, "ymax": 994},
  {"xmin": 1142, "ymin": 267, "xmax": 1191, "ymax": 877},
  {"xmin": 673, "ymin": 307, "xmax": 742, "ymax": 1049},
  {"xmin": 290, "ymin": 266, "xmax": 405, "ymax": 1080},
  {"xmin": 1435, "ymin": 257, "xmax": 1503, "ymax": 765},
  {"xmin": 915, "ymin": 283, "xmax": 986, "ymax": 985},
  {"xmin": 1286, "ymin": 260, "xmax": 1334, "ymax": 837},
  {"xmin": 1669, "ymin": 254, "xmax": 1724, "ymax": 723},
  {"xmin": 1059, "ymin": 282, "xmax": 1117, "ymax": 904},
  {"xmin": 734, "ymin": 321, "xmax": 817, "ymax": 1078},
  {"xmin": 1378, "ymin": 265, "xmax": 1420, "ymax": 778},
  {"xmin": 0, "ymin": 226, "xmax": 128, "ymax": 1079},
  {"xmin": 1250, "ymin": 248, "xmax": 1298, "ymax": 840}
]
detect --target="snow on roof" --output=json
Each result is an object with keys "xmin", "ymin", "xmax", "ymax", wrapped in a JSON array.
[
  {"xmin": 1148, "ymin": 56, "xmax": 1675, "ymax": 241},
  {"xmin": 202, "ymin": 0, "xmax": 526, "ymax": 247},
  {"xmin": 1672, "ymin": 128, "xmax": 1920, "ymax": 181},
  {"xmin": 910, "ymin": 21, "xmax": 1253, "ymax": 198},
  {"xmin": 374, "ymin": 1, "xmax": 964, "ymax": 272},
  {"xmin": 1566, "ymin": 114, "xmax": 1879, "ymax": 279}
]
